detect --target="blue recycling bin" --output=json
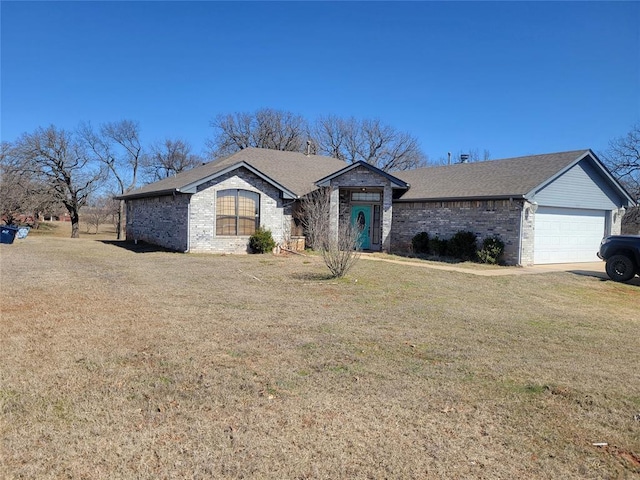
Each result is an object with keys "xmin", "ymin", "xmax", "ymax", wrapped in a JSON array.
[{"xmin": 1, "ymin": 225, "xmax": 19, "ymax": 244}]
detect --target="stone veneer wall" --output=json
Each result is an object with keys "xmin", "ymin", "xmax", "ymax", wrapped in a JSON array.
[
  {"xmin": 188, "ymin": 168, "xmax": 290, "ymax": 254},
  {"xmin": 519, "ymin": 201, "xmax": 536, "ymax": 266},
  {"xmin": 125, "ymin": 194, "xmax": 190, "ymax": 251},
  {"xmin": 329, "ymin": 165, "xmax": 395, "ymax": 251},
  {"xmin": 390, "ymin": 199, "xmax": 527, "ymax": 265}
]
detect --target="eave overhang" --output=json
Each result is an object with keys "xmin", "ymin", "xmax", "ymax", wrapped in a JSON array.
[{"xmin": 117, "ymin": 161, "xmax": 299, "ymax": 201}]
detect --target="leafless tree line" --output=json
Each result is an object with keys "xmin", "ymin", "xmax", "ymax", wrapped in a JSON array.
[
  {"xmin": 209, "ymin": 108, "xmax": 428, "ymax": 172},
  {"xmin": 602, "ymin": 123, "xmax": 640, "ymax": 234},
  {"xmin": 1, "ymin": 122, "xmax": 202, "ymax": 238},
  {"xmin": 603, "ymin": 123, "xmax": 640, "ymax": 201}
]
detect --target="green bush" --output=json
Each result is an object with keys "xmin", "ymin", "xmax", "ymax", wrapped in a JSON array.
[
  {"xmin": 429, "ymin": 236, "xmax": 449, "ymax": 257},
  {"xmin": 477, "ymin": 236, "xmax": 505, "ymax": 264},
  {"xmin": 249, "ymin": 227, "xmax": 276, "ymax": 254},
  {"xmin": 449, "ymin": 230, "xmax": 478, "ymax": 261},
  {"xmin": 411, "ymin": 232, "xmax": 430, "ymax": 254}
]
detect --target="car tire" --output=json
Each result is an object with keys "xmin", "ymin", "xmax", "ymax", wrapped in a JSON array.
[{"xmin": 605, "ymin": 254, "xmax": 636, "ymax": 282}]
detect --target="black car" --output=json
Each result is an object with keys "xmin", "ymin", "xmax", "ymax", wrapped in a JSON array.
[{"xmin": 598, "ymin": 235, "xmax": 640, "ymax": 282}]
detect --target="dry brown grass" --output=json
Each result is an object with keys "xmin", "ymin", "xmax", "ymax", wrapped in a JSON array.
[
  {"xmin": 26, "ymin": 220, "xmax": 118, "ymax": 240},
  {"xmin": 1, "ymin": 234, "xmax": 639, "ymax": 479}
]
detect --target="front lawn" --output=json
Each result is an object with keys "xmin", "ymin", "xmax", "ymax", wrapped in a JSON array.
[{"xmin": 1, "ymin": 237, "xmax": 638, "ymax": 478}]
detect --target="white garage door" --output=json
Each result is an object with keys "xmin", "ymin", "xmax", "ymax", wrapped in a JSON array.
[{"xmin": 534, "ymin": 207, "xmax": 606, "ymax": 264}]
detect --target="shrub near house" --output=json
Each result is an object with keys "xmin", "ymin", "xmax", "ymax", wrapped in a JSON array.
[
  {"xmin": 249, "ymin": 227, "xmax": 276, "ymax": 254},
  {"xmin": 411, "ymin": 230, "xmax": 505, "ymax": 264}
]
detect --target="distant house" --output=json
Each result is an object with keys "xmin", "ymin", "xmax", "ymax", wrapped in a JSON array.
[{"xmin": 118, "ymin": 148, "xmax": 635, "ymax": 265}]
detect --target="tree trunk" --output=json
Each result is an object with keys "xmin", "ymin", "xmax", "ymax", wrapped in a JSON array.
[
  {"xmin": 69, "ymin": 208, "xmax": 80, "ymax": 238},
  {"xmin": 117, "ymin": 199, "xmax": 125, "ymax": 240}
]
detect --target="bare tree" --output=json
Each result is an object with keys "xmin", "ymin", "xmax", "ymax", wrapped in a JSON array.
[
  {"xmin": 0, "ymin": 141, "xmax": 37, "ymax": 225},
  {"xmin": 319, "ymin": 219, "xmax": 362, "ymax": 278},
  {"xmin": 208, "ymin": 108, "xmax": 427, "ymax": 171},
  {"xmin": 313, "ymin": 116, "xmax": 427, "ymax": 171},
  {"xmin": 298, "ymin": 188, "xmax": 361, "ymax": 278},
  {"xmin": 79, "ymin": 120, "xmax": 142, "ymax": 239},
  {"xmin": 602, "ymin": 124, "xmax": 640, "ymax": 234},
  {"xmin": 297, "ymin": 188, "xmax": 331, "ymax": 251},
  {"xmin": 13, "ymin": 126, "xmax": 103, "ymax": 238},
  {"xmin": 312, "ymin": 115, "xmax": 350, "ymax": 161},
  {"xmin": 603, "ymin": 124, "xmax": 640, "ymax": 201},
  {"xmin": 621, "ymin": 206, "xmax": 640, "ymax": 234},
  {"xmin": 208, "ymin": 108, "xmax": 309, "ymax": 157},
  {"xmin": 82, "ymin": 196, "xmax": 112, "ymax": 234},
  {"xmin": 254, "ymin": 108, "xmax": 308, "ymax": 152},
  {"xmin": 144, "ymin": 138, "xmax": 202, "ymax": 181}
]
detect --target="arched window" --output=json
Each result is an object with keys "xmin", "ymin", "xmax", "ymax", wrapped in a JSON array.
[{"xmin": 216, "ymin": 189, "xmax": 260, "ymax": 236}]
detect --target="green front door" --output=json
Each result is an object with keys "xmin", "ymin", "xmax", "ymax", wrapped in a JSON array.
[{"xmin": 350, "ymin": 205, "xmax": 371, "ymax": 250}]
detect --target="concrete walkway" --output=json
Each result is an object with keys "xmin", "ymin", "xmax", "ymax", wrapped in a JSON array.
[{"xmin": 361, "ymin": 255, "xmax": 608, "ymax": 278}]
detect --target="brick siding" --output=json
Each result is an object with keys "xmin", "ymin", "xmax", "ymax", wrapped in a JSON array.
[
  {"xmin": 125, "ymin": 194, "xmax": 190, "ymax": 251},
  {"xmin": 126, "ymin": 168, "xmax": 292, "ymax": 254},
  {"xmin": 189, "ymin": 168, "xmax": 290, "ymax": 254},
  {"xmin": 390, "ymin": 199, "xmax": 526, "ymax": 265}
]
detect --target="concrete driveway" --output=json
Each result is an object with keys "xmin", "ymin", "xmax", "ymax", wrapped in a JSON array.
[
  {"xmin": 363, "ymin": 255, "xmax": 640, "ymax": 285},
  {"xmin": 526, "ymin": 262, "xmax": 640, "ymax": 286},
  {"xmin": 361, "ymin": 255, "xmax": 640, "ymax": 284},
  {"xmin": 519, "ymin": 262, "xmax": 606, "ymax": 277}
]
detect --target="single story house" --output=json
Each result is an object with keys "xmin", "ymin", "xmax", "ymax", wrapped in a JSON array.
[{"xmin": 118, "ymin": 147, "xmax": 635, "ymax": 265}]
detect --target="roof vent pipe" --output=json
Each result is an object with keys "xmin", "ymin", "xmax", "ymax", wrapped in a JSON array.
[
  {"xmin": 306, "ymin": 140, "xmax": 311, "ymax": 157},
  {"xmin": 448, "ymin": 152, "xmax": 451, "ymax": 165}
]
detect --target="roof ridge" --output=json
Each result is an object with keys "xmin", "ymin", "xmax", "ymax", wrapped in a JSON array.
[{"xmin": 400, "ymin": 149, "xmax": 590, "ymax": 175}]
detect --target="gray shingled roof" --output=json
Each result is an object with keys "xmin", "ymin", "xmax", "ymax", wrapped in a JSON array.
[
  {"xmin": 394, "ymin": 149, "xmax": 592, "ymax": 201},
  {"xmin": 120, "ymin": 148, "xmax": 347, "ymax": 199},
  {"xmin": 121, "ymin": 148, "xmax": 628, "ymax": 204}
]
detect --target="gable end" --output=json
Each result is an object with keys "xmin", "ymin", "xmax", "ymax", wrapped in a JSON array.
[{"xmin": 529, "ymin": 155, "xmax": 631, "ymax": 209}]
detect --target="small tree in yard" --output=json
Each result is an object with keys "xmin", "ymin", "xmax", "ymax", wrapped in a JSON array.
[
  {"xmin": 320, "ymin": 220, "xmax": 362, "ymax": 278},
  {"xmin": 79, "ymin": 120, "xmax": 142, "ymax": 240},
  {"xmin": 299, "ymin": 188, "xmax": 361, "ymax": 278},
  {"xmin": 83, "ymin": 206, "xmax": 109, "ymax": 234},
  {"xmin": 298, "ymin": 188, "xmax": 331, "ymax": 251},
  {"xmin": 82, "ymin": 195, "xmax": 114, "ymax": 234}
]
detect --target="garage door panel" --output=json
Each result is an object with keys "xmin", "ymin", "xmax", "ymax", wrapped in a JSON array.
[{"xmin": 534, "ymin": 207, "xmax": 605, "ymax": 264}]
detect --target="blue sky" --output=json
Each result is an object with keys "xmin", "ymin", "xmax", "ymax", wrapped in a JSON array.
[{"xmin": 1, "ymin": 1, "xmax": 639, "ymax": 162}]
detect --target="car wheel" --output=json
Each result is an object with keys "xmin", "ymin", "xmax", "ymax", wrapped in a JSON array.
[{"xmin": 605, "ymin": 254, "xmax": 636, "ymax": 282}]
